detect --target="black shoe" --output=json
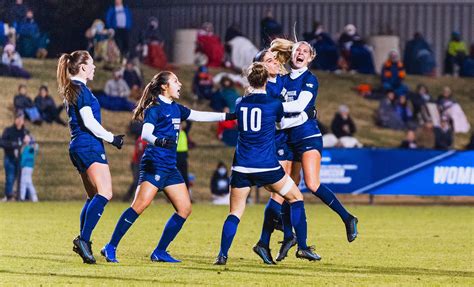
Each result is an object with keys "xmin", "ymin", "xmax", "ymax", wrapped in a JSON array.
[
  {"xmin": 252, "ymin": 242, "xmax": 276, "ymax": 265},
  {"xmin": 214, "ymin": 254, "xmax": 227, "ymax": 265},
  {"xmin": 345, "ymin": 216, "xmax": 358, "ymax": 242},
  {"xmin": 296, "ymin": 246, "xmax": 321, "ymax": 261},
  {"xmin": 73, "ymin": 236, "xmax": 96, "ymax": 264},
  {"xmin": 276, "ymin": 237, "xmax": 297, "ymax": 262}
]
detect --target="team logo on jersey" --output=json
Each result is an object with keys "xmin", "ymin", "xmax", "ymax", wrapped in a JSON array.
[
  {"xmin": 306, "ymin": 83, "xmax": 314, "ymax": 88},
  {"xmin": 278, "ymin": 149, "xmax": 284, "ymax": 156},
  {"xmin": 101, "ymin": 154, "xmax": 106, "ymax": 160},
  {"xmin": 155, "ymin": 175, "xmax": 161, "ymax": 181}
]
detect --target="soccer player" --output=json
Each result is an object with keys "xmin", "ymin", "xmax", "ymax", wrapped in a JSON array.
[
  {"xmin": 214, "ymin": 62, "xmax": 320, "ymax": 265},
  {"xmin": 271, "ymin": 39, "xmax": 359, "ymax": 260},
  {"xmin": 57, "ymin": 51, "xmax": 124, "ymax": 264},
  {"xmin": 101, "ymin": 71, "xmax": 234, "ymax": 263}
]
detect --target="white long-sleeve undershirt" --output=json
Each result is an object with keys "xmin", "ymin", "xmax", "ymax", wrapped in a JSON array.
[
  {"xmin": 282, "ymin": 91, "xmax": 313, "ymax": 113},
  {"xmin": 141, "ymin": 123, "xmax": 156, "ymax": 145},
  {"xmin": 277, "ymin": 112, "xmax": 308, "ymax": 130},
  {"xmin": 79, "ymin": 107, "xmax": 114, "ymax": 143},
  {"xmin": 187, "ymin": 110, "xmax": 226, "ymax": 122}
]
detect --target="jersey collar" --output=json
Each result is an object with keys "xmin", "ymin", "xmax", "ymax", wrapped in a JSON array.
[
  {"xmin": 70, "ymin": 76, "xmax": 86, "ymax": 85},
  {"xmin": 246, "ymin": 88, "xmax": 266, "ymax": 95},
  {"xmin": 268, "ymin": 76, "xmax": 277, "ymax": 83},
  {"xmin": 158, "ymin": 94, "xmax": 173, "ymax": 104},
  {"xmin": 290, "ymin": 67, "xmax": 308, "ymax": 80}
]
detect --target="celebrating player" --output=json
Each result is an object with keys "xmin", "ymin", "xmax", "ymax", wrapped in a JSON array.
[
  {"xmin": 101, "ymin": 71, "xmax": 234, "ymax": 263},
  {"xmin": 57, "ymin": 50, "xmax": 124, "ymax": 264}
]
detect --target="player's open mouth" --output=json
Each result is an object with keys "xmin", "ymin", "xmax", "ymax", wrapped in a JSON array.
[{"xmin": 296, "ymin": 56, "xmax": 305, "ymax": 63}]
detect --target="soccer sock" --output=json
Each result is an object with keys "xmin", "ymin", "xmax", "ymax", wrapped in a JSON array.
[
  {"xmin": 312, "ymin": 184, "xmax": 351, "ymax": 222},
  {"xmin": 258, "ymin": 198, "xmax": 282, "ymax": 247},
  {"xmin": 155, "ymin": 213, "xmax": 187, "ymax": 252},
  {"xmin": 290, "ymin": 201, "xmax": 308, "ymax": 250},
  {"xmin": 80, "ymin": 194, "xmax": 108, "ymax": 242},
  {"xmin": 109, "ymin": 207, "xmax": 139, "ymax": 248},
  {"xmin": 218, "ymin": 214, "xmax": 240, "ymax": 257},
  {"xmin": 79, "ymin": 198, "xmax": 91, "ymax": 232},
  {"xmin": 281, "ymin": 201, "xmax": 294, "ymax": 241}
]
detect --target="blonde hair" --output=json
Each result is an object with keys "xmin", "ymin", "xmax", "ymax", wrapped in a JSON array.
[
  {"xmin": 57, "ymin": 50, "xmax": 90, "ymax": 105},
  {"xmin": 133, "ymin": 71, "xmax": 174, "ymax": 121},
  {"xmin": 270, "ymin": 38, "xmax": 316, "ymax": 68}
]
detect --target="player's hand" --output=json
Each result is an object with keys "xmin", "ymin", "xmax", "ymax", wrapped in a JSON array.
[
  {"xmin": 154, "ymin": 138, "xmax": 176, "ymax": 149},
  {"xmin": 304, "ymin": 106, "xmax": 317, "ymax": 120},
  {"xmin": 111, "ymin": 134, "xmax": 125, "ymax": 149},
  {"xmin": 225, "ymin": 112, "xmax": 237, "ymax": 121}
]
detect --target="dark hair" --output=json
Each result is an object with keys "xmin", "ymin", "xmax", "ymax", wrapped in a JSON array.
[
  {"xmin": 220, "ymin": 76, "xmax": 234, "ymax": 88},
  {"xmin": 246, "ymin": 62, "xmax": 268, "ymax": 89},
  {"xmin": 133, "ymin": 71, "xmax": 174, "ymax": 121},
  {"xmin": 57, "ymin": 50, "xmax": 91, "ymax": 105},
  {"xmin": 18, "ymin": 84, "xmax": 26, "ymax": 91},
  {"xmin": 253, "ymin": 49, "xmax": 269, "ymax": 63}
]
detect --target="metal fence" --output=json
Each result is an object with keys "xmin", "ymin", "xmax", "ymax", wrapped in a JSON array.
[{"xmin": 129, "ymin": 0, "xmax": 474, "ymax": 73}]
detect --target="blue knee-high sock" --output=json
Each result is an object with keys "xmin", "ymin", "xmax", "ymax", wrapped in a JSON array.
[
  {"xmin": 313, "ymin": 184, "xmax": 351, "ymax": 222},
  {"xmin": 155, "ymin": 213, "xmax": 186, "ymax": 252},
  {"xmin": 290, "ymin": 201, "xmax": 308, "ymax": 250},
  {"xmin": 79, "ymin": 198, "xmax": 91, "ymax": 232},
  {"xmin": 281, "ymin": 201, "xmax": 294, "ymax": 241},
  {"xmin": 218, "ymin": 214, "xmax": 240, "ymax": 257},
  {"xmin": 109, "ymin": 207, "xmax": 139, "ymax": 248},
  {"xmin": 258, "ymin": 199, "xmax": 282, "ymax": 247},
  {"xmin": 80, "ymin": 194, "xmax": 108, "ymax": 242}
]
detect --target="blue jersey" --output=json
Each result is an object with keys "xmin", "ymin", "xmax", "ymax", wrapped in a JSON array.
[
  {"xmin": 142, "ymin": 97, "xmax": 191, "ymax": 170},
  {"xmin": 67, "ymin": 80, "xmax": 104, "ymax": 152},
  {"xmin": 266, "ymin": 75, "xmax": 288, "ymax": 148},
  {"xmin": 232, "ymin": 93, "xmax": 284, "ymax": 171},
  {"xmin": 282, "ymin": 70, "xmax": 321, "ymax": 143}
]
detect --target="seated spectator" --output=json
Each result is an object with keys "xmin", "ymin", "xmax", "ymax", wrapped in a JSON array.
[
  {"xmin": 437, "ymin": 86, "xmax": 456, "ymax": 113},
  {"xmin": 349, "ymin": 36, "xmax": 375, "ymax": 74},
  {"xmin": 13, "ymin": 84, "xmax": 41, "ymax": 124},
  {"xmin": 210, "ymin": 161, "xmax": 230, "ymax": 205},
  {"xmin": 0, "ymin": 21, "xmax": 16, "ymax": 47},
  {"xmin": 2, "ymin": 43, "xmax": 22, "ymax": 67},
  {"xmin": 105, "ymin": 70, "xmax": 130, "ymax": 98},
  {"xmin": 377, "ymin": 90, "xmax": 405, "ymax": 130},
  {"xmin": 434, "ymin": 117, "xmax": 453, "ymax": 150},
  {"xmin": 460, "ymin": 44, "xmax": 474, "ymax": 78},
  {"xmin": 85, "ymin": 19, "xmax": 114, "ymax": 61},
  {"xmin": 94, "ymin": 72, "xmax": 134, "ymax": 111},
  {"xmin": 304, "ymin": 22, "xmax": 339, "ymax": 71},
  {"xmin": 225, "ymin": 29, "xmax": 259, "ymax": 71},
  {"xmin": 396, "ymin": 94, "xmax": 415, "ymax": 128},
  {"xmin": 218, "ymin": 76, "xmax": 239, "ymax": 113},
  {"xmin": 381, "ymin": 50, "xmax": 408, "ymax": 96},
  {"xmin": 17, "ymin": 9, "xmax": 48, "ymax": 58},
  {"xmin": 192, "ymin": 65, "xmax": 214, "ymax": 101},
  {"xmin": 260, "ymin": 8, "xmax": 282, "ymax": 48},
  {"xmin": 8, "ymin": 0, "xmax": 27, "ymax": 28},
  {"xmin": 196, "ymin": 22, "xmax": 224, "ymax": 67},
  {"xmin": 417, "ymin": 121, "xmax": 435, "ymax": 149},
  {"xmin": 408, "ymin": 84, "xmax": 432, "ymax": 121},
  {"xmin": 331, "ymin": 105, "xmax": 356, "ymax": 138},
  {"xmin": 122, "ymin": 60, "xmax": 143, "ymax": 101},
  {"xmin": 141, "ymin": 17, "xmax": 168, "ymax": 69},
  {"xmin": 34, "ymin": 85, "xmax": 66, "ymax": 126},
  {"xmin": 444, "ymin": 31, "xmax": 468, "ymax": 76},
  {"xmin": 338, "ymin": 24, "xmax": 359, "ymax": 71},
  {"xmin": 438, "ymin": 89, "xmax": 470, "ymax": 134},
  {"xmin": 403, "ymin": 32, "xmax": 436, "ymax": 76},
  {"xmin": 217, "ymin": 107, "xmax": 238, "ymax": 146},
  {"xmin": 399, "ymin": 130, "xmax": 418, "ymax": 149}
]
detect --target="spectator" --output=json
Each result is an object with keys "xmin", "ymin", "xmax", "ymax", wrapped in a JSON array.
[
  {"xmin": 140, "ymin": 17, "xmax": 168, "ymax": 69},
  {"xmin": 85, "ymin": 19, "xmax": 114, "ymax": 61},
  {"xmin": 196, "ymin": 22, "xmax": 224, "ymax": 67},
  {"xmin": 437, "ymin": 86, "xmax": 470, "ymax": 134},
  {"xmin": 19, "ymin": 133, "xmax": 38, "ymax": 202},
  {"xmin": 460, "ymin": 44, "xmax": 474, "ymax": 77},
  {"xmin": 304, "ymin": 22, "xmax": 339, "ymax": 71},
  {"xmin": 17, "ymin": 9, "xmax": 47, "ymax": 58},
  {"xmin": 210, "ymin": 161, "xmax": 230, "ymax": 205},
  {"xmin": 377, "ymin": 90, "xmax": 405, "ymax": 130},
  {"xmin": 399, "ymin": 130, "xmax": 418, "ymax": 149},
  {"xmin": 434, "ymin": 116, "xmax": 453, "ymax": 150},
  {"xmin": 123, "ymin": 135, "xmax": 147, "ymax": 202},
  {"xmin": 0, "ymin": 20, "xmax": 16, "ymax": 47},
  {"xmin": 8, "ymin": 0, "xmax": 27, "ymax": 27},
  {"xmin": 331, "ymin": 105, "xmax": 356, "ymax": 138},
  {"xmin": 224, "ymin": 22, "xmax": 243, "ymax": 43},
  {"xmin": 225, "ymin": 27, "xmax": 259, "ymax": 71},
  {"xmin": 466, "ymin": 133, "xmax": 474, "ymax": 150},
  {"xmin": 338, "ymin": 24, "xmax": 359, "ymax": 70},
  {"xmin": 122, "ymin": 60, "xmax": 142, "ymax": 100},
  {"xmin": 260, "ymin": 8, "xmax": 282, "ymax": 48},
  {"xmin": 34, "ymin": 85, "xmax": 66, "ymax": 126},
  {"xmin": 105, "ymin": 0, "xmax": 132, "ymax": 57},
  {"xmin": 437, "ymin": 86, "xmax": 456, "ymax": 112},
  {"xmin": 396, "ymin": 94, "xmax": 414, "ymax": 127},
  {"xmin": 1, "ymin": 111, "xmax": 28, "ymax": 201},
  {"xmin": 403, "ymin": 32, "xmax": 436, "ymax": 76},
  {"xmin": 349, "ymin": 36, "xmax": 375, "ymax": 74},
  {"xmin": 408, "ymin": 84, "xmax": 432, "ymax": 121},
  {"xmin": 104, "ymin": 70, "xmax": 130, "ymax": 98},
  {"xmin": 192, "ymin": 65, "xmax": 214, "ymax": 101},
  {"xmin": 218, "ymin": 76, "xmax": 240, "ymax": 113},
  {"xmin": 417, "ymin": 121, "xmax": 435, "ymax": 149},
  {"xmin": 381, "ymin": 50, "xmax": 408, "ymax": 96},
  {"xmin": 444, "ymin": 31, "xmax": 467, "ymax": 76},
  {"xmin": 13, "ymin": 84, "xmax": 41, "ymax": 124},
  {"xmin": 2, "ymin": 43, "xmax": 22, "ymax": 67}
]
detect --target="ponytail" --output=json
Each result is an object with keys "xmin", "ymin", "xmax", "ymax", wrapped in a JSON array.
[
  {"xmin": 133, "ymin": 71, "xmax": 173, "ymax": 121},
  {"xmin": 56, "ymin": 50, "xmax": 90, "ymax": 105}
]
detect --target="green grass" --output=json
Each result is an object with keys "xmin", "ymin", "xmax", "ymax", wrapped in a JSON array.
[{"xmin": 0, "ymin": 202, "xmax": 473, "ymax": 286}]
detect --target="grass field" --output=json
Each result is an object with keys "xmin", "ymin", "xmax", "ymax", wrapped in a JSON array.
[{"xmin": 0, "ymin": 202, "xmax": 472, "ymax": 286}]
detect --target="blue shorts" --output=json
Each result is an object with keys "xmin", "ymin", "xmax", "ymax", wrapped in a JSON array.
[
  {"xmin": 138, "ymin": 166, "xmax": 184, "ymax": 190},
  {"xmin": 276, "ymin": 142, "xmax": 294, "ymax": 162},
  {"xmin": 288, "ymin": 136, "xmax": 323, "ymax": 162},
  {"xmin": 69, "ymin": 149, "xmax": 108, "ymax": 173},
  {"xmin": 230, "ymin": 167, "xmax": 286, "ymax": 188}
]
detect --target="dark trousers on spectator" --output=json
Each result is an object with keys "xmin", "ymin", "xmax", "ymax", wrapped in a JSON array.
[
  {"xmin": 176, "ymin": 152, "xmax": 189, "ymax": 188},
  {"xmin": 114, "ymin": 28, "xmax": 129, "ymax": 57},
  {"xmin": 123, "ymin": 163, "xmax": 140, "ymax": 202},
  {"xmin": 4, "ymin": 156, "xmax": 18, "ymax": 199}
]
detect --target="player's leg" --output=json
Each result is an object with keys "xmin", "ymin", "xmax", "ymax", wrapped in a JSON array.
[
  {"xmin": 215, "ymin": 186, "xmax": 251, "ymax": 265},
  {"xmin": 302, "ymin": 149, "xmax": 358, "ymax": 242},
  {"xmin": 150, "ymin": 183, "xmax": 191, "ymax": 263}
]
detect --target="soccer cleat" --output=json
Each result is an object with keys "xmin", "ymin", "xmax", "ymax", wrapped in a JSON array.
[
  {"xmin": 296, "ymin": 246, "xmax": 321, "ymax": 261},
  {"xmin": 150, "ymin": 250, "xmax": 181, "ymax": 263},
  {"xmin": 73, "ymin": 236, "xmax": 96, "ymax": 264},
  {"xmin": 252, "ymin": 242, "xmax": 276, "ymax": 265},
  {"xmin": 214, "ymin": 254, "xmax": 227, "ymax": 265},
  {"xmin": 275, "ymin": 236, "xmax": 297, "ymax": 262},
  {"xmin": 101, "ymin": 243, "xmax": 119, "ymax": 263},
  {"xmin": 345, "ymin": 216, "xmax": 358, "ymax": 242}
]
